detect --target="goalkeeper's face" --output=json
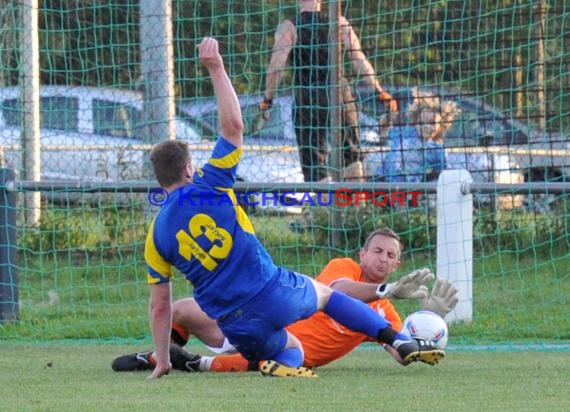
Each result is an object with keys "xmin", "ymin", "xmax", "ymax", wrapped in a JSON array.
[{"xmin": 359, "ymin": 235, "xmax": 401, "ymax": 283}]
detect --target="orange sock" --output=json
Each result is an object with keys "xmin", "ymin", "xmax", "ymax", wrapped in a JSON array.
[
  {"xmin": 148, "ymin": 352, "xmax": 157, "ymax": 367},
  {"xmin": 210, "ymin": 354, "xmax": 255, "ymax": 372},
  {"xmin": 171, "ymin": 322, "xmax": 189, "ymax": 346}
]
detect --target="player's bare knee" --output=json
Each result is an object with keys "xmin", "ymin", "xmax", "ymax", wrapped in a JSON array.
[
  {"xmin": 172, "ymin": 298, "xmax": 196, "ymax": 323},
  {"xmin": 311, "ymin": 280, "xmax": 334, "ymax": 309}
]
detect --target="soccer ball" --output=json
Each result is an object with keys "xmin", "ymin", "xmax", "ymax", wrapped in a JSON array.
[{"xmin": 400, "ymin": 310, "xmax": 449, "ymax": 349}]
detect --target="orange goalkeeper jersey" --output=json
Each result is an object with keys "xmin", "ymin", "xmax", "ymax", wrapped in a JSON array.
[{"xmin": 286, "ymin": 258, "xmax": 403, "ymax": 368}]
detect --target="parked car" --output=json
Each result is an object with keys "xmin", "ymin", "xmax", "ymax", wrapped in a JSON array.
[
  {"xmin": 356, "ymin": 86, "xmax": 570, "ymax": 209},
  {"xmin": 0, "ymin": 86, "xmax": 302, "ymax": 188},
  {"xmin": 180, "ymin": 93, "xmax": 382, "ymax": 146},
  {"xmin": 356, "ymin": 87, "xmax": 570, "ymax": 179},
  {"xmin": 0, "ymin": 86, "xmax": 214, "ymax": 184},
  {"xmin": 181, "ymin": 88, "xmax": 570, "ymax": 210},
  {"xmin": 3, "ymin": 85, "xmax": 566, "ymax": 211},
  {"xmin": 0, "ymin": 85, "xmax": 304, "ymax": 210},
  {"xmin": 178, "ymin": 92, "xmax": 382, "ymax": 192}
]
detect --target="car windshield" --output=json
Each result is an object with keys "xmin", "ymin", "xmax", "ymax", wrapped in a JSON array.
[
  {"xmin": 356, "ymin": 87, "xmax": 530, "ymax": 147},
  {"xmin": 183, "ymin": 93, "xmax": 383, "ymax": 144},
  {"xmin": 1, "ymin": 96, "xmax": 79, "ymax": 131},
  {"xmin": 445, "ymin": 99, "xmax": 529, "ymax": 147},
  {"xmin": 93, "ymin": 99, "xmax": 141, "ymax": 138},
  {"xmin": 242, "ymin": 100, "xmax": 290, "ymax": 141}
]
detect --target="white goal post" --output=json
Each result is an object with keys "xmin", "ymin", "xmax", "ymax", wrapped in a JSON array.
[{"xmin": 437, "ymin": 170, "xmax": 473, "ymax": 324}]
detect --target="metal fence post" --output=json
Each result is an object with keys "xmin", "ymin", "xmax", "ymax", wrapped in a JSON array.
[{"xmin": 0, "ymin": 168, "xmax": 18, "ymax": 322}]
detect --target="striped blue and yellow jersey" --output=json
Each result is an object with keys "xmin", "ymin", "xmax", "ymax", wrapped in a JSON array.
[{"xmin": 144, "ymin": 138, "xmax": 279, "ymax": 319}]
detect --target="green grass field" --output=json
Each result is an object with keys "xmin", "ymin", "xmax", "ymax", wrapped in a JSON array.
[
  {"xmin": 3, "ymin": 208, "xmax": 569, "ymax": 411},
  {"xmin": 2, "ymin": 343, "xmax": 569, "ymax": 412}
]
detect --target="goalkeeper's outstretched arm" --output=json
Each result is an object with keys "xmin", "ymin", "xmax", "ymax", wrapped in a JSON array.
[{"xmin": 330, "ymin": 268, "xmax": 435, "ymax": 302}]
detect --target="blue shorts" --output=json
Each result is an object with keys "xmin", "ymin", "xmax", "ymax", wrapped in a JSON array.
[{"xmin": 216, "ymin": 268, "xmax": 317, "ymax": 361}]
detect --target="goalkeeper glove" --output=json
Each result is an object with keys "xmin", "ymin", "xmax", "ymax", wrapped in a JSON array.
[
  {"xmin": 377, "ymin": 91, "xmax": 398, "ymax": 113},
  {"xmin": 259, "ymin": 96, "xmax": 273, "ymax": 121},
  {"xmin": 422, "ymin": 277, "xmax": 459, "ymax": 318},
  {"xmin": 376, "ymin": 268, "xmax": 435, "ymax": 300}
]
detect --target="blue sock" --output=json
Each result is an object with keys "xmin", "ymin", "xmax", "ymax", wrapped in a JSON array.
[
  {"xmin": 323, "ymin": 291, "xmax": 391, "ymax": 339},
  {"xmin": 273, "ymin": 347, "xmax": 303, "ymax": 367}
]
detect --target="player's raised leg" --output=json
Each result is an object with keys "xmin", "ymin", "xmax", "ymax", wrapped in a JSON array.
[{"xmin": 312, "ymin": 279, "xmax": 445, "ymax": 365}]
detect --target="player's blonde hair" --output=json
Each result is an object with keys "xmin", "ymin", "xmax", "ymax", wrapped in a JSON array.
[{"xmin": 378, "ymin": 88, "xmax": 461, "ymax": 144}]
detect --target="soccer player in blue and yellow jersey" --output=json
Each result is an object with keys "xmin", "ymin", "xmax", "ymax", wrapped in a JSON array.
[
  {"xmin": 144, "ymin": 37, "xmax": 444, "ymax": 379},
  {"xmin": 114, "ymin": 228, "xmax": 458, "ymax": 374}
]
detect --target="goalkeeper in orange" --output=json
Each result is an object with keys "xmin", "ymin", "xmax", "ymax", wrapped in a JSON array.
[{"xmin": 112, "ymin": 227, "xmax": 458, "ymax": 373}]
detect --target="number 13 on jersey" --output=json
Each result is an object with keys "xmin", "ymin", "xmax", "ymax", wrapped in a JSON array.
[{"xmin": 176, "ymin": 213, "xmax": 233, "ymax": 271}]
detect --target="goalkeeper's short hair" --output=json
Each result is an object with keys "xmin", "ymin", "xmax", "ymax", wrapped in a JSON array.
[{"xmin": 363, "ymin": 228, "xmax": 400, "ymax": 250}]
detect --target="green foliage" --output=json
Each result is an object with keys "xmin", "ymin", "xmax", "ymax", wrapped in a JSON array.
[
  {"xmin": 18, "ymin": 201, "xmax": 148, "ymax": 254},
  {"xmin": 306, "ymin": 201, "xmax": 438, "ymax": 257},
  {"xmin": 249, "ymin": 214, "xmax": 328, "ymax": 275},
  {"xmin": 2, "ymin": 1, "xmax": 568, "ymax": 131},
  {"xmin": 473, "ymin": 206, "xmax": 570, "ymax": 256},
  {"xmin": 307, "ymin": 200, "xmax": 569, "ymax": 258}
]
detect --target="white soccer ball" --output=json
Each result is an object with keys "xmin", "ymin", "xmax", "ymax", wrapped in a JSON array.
[{"xmin": 401, "ymin": 310, "xmax": 449, "ymax": 349}]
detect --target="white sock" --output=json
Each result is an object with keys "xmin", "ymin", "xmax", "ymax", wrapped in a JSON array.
[
  {"xmin": 392, "ymin": 338, "xmax": 413, "ymax": 349},
  {"xmin": 199, "ymin": 356, "xmax": 214, "ymax": 371}
]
